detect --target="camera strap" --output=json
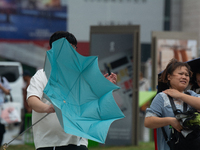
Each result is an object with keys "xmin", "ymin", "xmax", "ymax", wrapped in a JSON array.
[{"xmin": 161, "ymin": 92, "xmax": 189, "ymax": 145}]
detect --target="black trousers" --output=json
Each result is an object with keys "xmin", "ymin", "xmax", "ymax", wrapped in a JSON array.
[
  {"xmin": 37, "ymin": 145, "xmax": 88, "ymax": 150},
  {"xmin": 0, "ymin": 133, "xmax": 3, "ymax": 146},
  {"xmin": 0, "ymin": 123, "xmax": 5, "ymax": 146}
]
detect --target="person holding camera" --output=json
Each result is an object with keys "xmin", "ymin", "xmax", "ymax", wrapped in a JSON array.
[{"xmin": 144, "ymin": 58, "xmax": 200, "ymax": 150}]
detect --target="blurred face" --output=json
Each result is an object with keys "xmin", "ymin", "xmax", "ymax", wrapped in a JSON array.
[
  {"xmin": 70, "ymin": 44, "xmax": 77, "ymax": 50},
  {"xmin": 196, "ymin": 73, "xmax": 200, "ymax": 87},
  {"xmin": 167, "ymin": 66, "xmax": 190, "ymax": 92}
]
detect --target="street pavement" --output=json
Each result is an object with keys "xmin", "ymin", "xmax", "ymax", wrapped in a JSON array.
[{"xmin": 2, "ymin": 124, "xmax": 24, "ymax": 145}]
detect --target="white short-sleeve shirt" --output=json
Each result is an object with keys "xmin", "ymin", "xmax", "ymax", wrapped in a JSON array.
[{"xmin": 27, "ymin": 69, "xmax": 88, "ymax": 149}]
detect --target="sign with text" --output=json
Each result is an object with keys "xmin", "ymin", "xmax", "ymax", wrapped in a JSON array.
[
  {"xmin": 90, "ymin": 26, "xmax": 140, "ymax": 146},
  {"xmin": 0, "ymin": 0, "xmax": 67, "ymax": 40}
]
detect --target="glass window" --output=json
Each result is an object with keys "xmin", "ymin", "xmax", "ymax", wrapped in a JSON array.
[{"xmin": 0, "ymin": 66, "xmax": 20, "ymax": 82}]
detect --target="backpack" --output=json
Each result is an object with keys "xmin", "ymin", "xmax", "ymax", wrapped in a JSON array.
[{"xmin": 162, "ymin": 92, "xmax": 200, "ymax": 150}]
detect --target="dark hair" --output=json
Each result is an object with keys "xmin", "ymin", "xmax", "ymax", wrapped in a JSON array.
[
  {"xmin": 49, "ymin": 31, "xmax": 77, "ymax": 48},
  {"xmin": 23, "ymin": 70, "xmax": 31, "ymax": 77},
  {"xmin": 191, "ymin": 70, "xmax": 200, "ymax": 90},
  {"xmin": 159, "ymin": 58, "xmax": 192, "ymax": 84}
]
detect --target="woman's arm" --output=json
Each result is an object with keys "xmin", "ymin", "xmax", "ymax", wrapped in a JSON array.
[
  {"xmin": 0, "ymin": 83, "xmax": 10, "ymax": 95},
  {"xmin": 163, "ymin": 89, "xmax": 200, "ymax": 110},
  {"xmin": 27, "ymin": 96, "xmax": 55, "ymax": 113},
  {"xmin": 144, "ymin": 116, "xmax": 183, "ymax": 132}
]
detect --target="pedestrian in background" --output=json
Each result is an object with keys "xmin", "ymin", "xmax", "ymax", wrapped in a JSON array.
[{"xmin": 0, "ymin": 76, "xmax": 11, "ymax": 146}]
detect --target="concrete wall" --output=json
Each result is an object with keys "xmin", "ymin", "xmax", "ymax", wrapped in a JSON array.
[
  {"xmin": 181, "ymin": 0, "xmax": 200, "ymax": 55},
  {"xmin": 67, "ymin": 0, "xmax": 164, "ymax": 43},
  {"xmin": 170, "ymin": 0, "xmax": 182, "ymax": 31}
]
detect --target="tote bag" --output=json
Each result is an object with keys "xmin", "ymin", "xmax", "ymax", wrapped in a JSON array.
[{"xmin": 0, "ymin": 102, "xmax": 21, "ymax": 124}]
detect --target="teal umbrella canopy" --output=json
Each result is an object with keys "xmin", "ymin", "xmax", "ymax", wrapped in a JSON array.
[{"xmin": 43, "ymin": 38, "xmax": 125, "ymax": 143}]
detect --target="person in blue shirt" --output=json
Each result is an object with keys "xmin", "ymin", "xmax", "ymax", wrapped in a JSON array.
[
  {"xmin": 0, "ymin": 76, "xmax": 11, "ymax": 146},
  {"xmin": 144, "ymin": 58, "xmax": 200, "ymax": 150}
]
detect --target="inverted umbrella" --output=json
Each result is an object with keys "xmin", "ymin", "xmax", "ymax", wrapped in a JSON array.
[
  {"xmin": 43, "ymin": 38, "xmax": 125, "ymax": 143},
  {"xmin": 187, "ymin": 57, "xmax": 200, "ymax": 85}
]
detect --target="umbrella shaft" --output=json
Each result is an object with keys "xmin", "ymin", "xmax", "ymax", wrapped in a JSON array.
[{"xmin": 6, "ymin": 113, "xmax": 50, "ymax": 146}]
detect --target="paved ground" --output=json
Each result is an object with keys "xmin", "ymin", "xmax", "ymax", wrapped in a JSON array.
[
  {"xmin": 3, "ymin": 124, "xmax": 25, "ymax": 146},
  {"xmin": 2, "ymin": 116, "xmax": 149, "ymax": 146}
]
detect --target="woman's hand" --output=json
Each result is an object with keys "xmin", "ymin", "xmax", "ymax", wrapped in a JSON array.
[
  {"xmin": 163, "ymin": 89, "xmax": 184, "ymax": 99},
  {"xmin": 170, "ymin": 117, "xmax": 183, "ymax": 132},
  {"xmin": 104, "ymin": 72, "xmax": 117, "ymax": 84},
  {"xmin": 163, "ymin": 89, "xmax": 200, "ymax": 110}
]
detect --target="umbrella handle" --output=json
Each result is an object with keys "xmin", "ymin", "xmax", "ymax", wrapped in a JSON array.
[
  {"xmin": 104, "ymin": 63, "xmax": 111, "ymax": 75},
  {"xmin": 2, "ymin": 113, "xmax": 50, "ymax": 149},
  {"xmin": 77, "ymin": 137, "xmax": 82, "ymax": 146}
]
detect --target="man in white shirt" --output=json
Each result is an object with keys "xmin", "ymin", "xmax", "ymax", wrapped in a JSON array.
[{"xmin": 27, "ymin": 31, "xmax": 117, "ymax": 150}]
